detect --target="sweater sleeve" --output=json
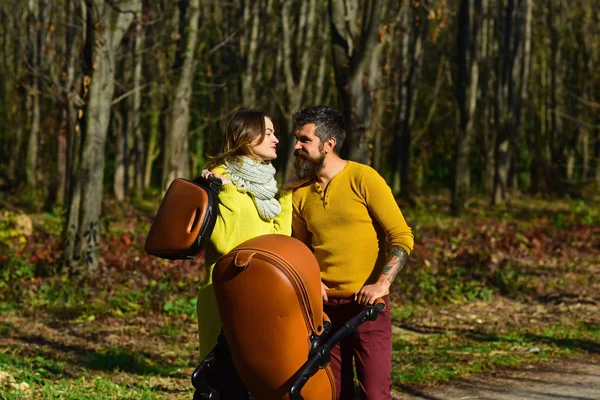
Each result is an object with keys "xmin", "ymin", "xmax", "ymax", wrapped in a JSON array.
[
  {"xmin": 361, "ymin": 168, "xmax": 414, "ymax": 254},
  {"xmin": 209, "ymin": 183, "xmax": 246, "ymax": 255},
  {"xmin": 291, "ymin": 191, "xmax": 312, "ymax": 247},
  {"xmin": 272, "ymin": 189, "xmax": 292, "ymax": 235}
]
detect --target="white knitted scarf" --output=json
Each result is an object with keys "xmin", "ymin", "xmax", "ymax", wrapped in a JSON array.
[{"xmin": 224, "ymin": 156, "xmax": 282, "ymax": 220}]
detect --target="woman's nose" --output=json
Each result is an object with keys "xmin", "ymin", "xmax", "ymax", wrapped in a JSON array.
[{"xmin": 273, "ymin": 136, "xmax": 279, "ymax": 144}]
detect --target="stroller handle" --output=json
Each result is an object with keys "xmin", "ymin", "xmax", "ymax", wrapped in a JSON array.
[
  {"xmin": 325, "ymin": 289, "xmax": 386, "ymax": 309},
  {"xmin": 290, "ymin": 292, "xmax": 386, "ymax": 399}
]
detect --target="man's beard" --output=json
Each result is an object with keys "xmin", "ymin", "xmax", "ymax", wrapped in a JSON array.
[{"xmin": 294, "ymin": 149, "xmax": 325, "ymax": 179}]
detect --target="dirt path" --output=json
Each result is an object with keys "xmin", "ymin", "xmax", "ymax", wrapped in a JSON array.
[{"xmin": 393, "ymin": 354, "xmax": 600, "ymax": 400}]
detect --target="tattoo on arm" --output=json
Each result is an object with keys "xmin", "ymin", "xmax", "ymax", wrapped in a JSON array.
[{"xmin": 382, "ymin": 246, "xmax": 409, "ymax": 284}]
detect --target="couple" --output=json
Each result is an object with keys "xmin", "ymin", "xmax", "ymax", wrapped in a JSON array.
[{"xmin": 196, "ymin": 105, "xmax": 414, "ymax": 400}]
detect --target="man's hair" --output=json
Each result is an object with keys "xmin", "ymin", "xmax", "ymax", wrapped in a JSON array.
[{"xmin": 293, "ymin": 105, "xmax": 346, "ymax": 153}]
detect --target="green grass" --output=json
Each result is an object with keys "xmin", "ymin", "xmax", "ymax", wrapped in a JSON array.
[
  {"xmin": 403, "ymin": 195, "xmax": 600, "ymax": 231},
  {"xmin": 2, "ymin": 194, "xmax": 598, "ymax": 397},
  {"xmin": 391, "ymin": 323, "xmax": 600, "ymax": 385},
  {"xmin": 0, "ymin": 375, "xmax": 162, "ymax": 399},
  {"xmin": 0, "ymin": 344, "xmax": 189, "ymax": 400}
]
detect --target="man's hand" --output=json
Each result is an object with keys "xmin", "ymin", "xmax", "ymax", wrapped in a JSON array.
[
  {"xmin": 321, "ymin": 281, "xmax": 330, "ymax": 303},
  {"xmin": 354, "ymin": 281, "xmax": 390, "ymax": 305},
  {"xmin": 201, "ymin": 169, "xmax": 232, "ymax": 186},
  {"xmin": 354, "ymin": 246, "xmax": 409, "ymax": 305}
]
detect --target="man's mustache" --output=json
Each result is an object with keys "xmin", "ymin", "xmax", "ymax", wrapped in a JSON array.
[{"xmin": 294, "ymin": 149, "xmax": 308, "ymax": 158}]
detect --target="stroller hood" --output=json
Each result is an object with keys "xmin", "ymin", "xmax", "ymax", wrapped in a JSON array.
[{"xmin": 212, "ymin": 234, "xmax": 335, "ymax": 400}]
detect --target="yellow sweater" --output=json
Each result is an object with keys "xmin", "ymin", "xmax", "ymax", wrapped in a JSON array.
[
  {"xmin": 292, "ymin": 161, "xmax": 414, "ymax": 293},
  {"xmin": 196, "ymin": 165, "xmax": 292, "ymax": 360}
]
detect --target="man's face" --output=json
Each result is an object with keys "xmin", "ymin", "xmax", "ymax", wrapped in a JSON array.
[{"xmin": 293, "ymin": 123, "xmax": 325, "ymax": 179}]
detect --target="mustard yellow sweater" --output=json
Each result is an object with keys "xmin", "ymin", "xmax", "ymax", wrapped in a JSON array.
[
  {"xmin": 196, "ymin": 165, "xmax": 292, "ymax": 360},
  {"xmin": 292, "ymin": 161, "xmax": 414, "ymax": 293}
]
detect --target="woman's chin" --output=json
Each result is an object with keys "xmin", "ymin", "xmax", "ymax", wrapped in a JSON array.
[{"xmin": 260, "ymin": 155, "xmax": 277, "ymax": 162}]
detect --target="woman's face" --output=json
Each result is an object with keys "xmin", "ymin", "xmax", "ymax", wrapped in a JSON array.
[{"xmin": 250, "ymin": 117, "xmax": 279, "ymax": 161}]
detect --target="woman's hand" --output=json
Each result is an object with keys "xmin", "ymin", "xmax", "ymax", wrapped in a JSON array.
[{"xmin": 201, "ymin": 169, "xmax": 232, "ymax": 186}]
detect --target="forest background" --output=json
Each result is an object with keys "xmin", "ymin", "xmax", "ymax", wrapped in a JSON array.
[{"xmin": 0, "ymin": 0, "xmax": 598, "ymax": 399}]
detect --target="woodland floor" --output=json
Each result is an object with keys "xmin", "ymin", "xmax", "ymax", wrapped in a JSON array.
[{"xmin": 0, "ymin": 193, "xmax": 599, "ymax": 399}]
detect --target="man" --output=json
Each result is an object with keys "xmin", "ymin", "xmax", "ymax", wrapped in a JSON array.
[{"xmin": 290, "ymin": 105, "xmax": 414, "ymax": 400}]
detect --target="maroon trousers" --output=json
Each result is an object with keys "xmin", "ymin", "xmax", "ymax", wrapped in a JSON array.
[{"xmin": 324, "ymin": 295, "xmax": 392, "ymax": 400}]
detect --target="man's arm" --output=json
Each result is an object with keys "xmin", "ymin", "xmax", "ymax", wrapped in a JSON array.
[
  {"xmin": 355, "ymin": 245, "xmax": 409, "ymax": 305},
  {"xmin": 291, "ymin": 193, "xmax": 329, "ymax": 301},
  {"xmin": 382, "ymin": 246, "xmax": 409, "ymax": 284},
  {"xmin": 355, "ymin": 167, "xmax": 414, "ymax": 305},
  {"xmin": 291, "ymin": 201, "xmax": 312, "ymax": 247}
]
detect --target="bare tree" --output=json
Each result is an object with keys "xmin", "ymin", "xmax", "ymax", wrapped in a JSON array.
[
  {"xmin": 51, "ymin": 0, "xmax": 85, "ymax": 204},
  {"xmin": 161, "ymin": 0, "xmax": 200, "ymax": 190},
  {"xmin": 493, "ymin": 0, "xmax": 532, "ymax": 204},
  {"xmin": 239, "ymin": 0, "xmax": 266, "ymax": 107},
  {"xmin": 25, "ymin": 0, "xmax": 50, "ymax": 186},
  {"xmin": 111, "ymin": 12, "xmax": 145, "ymax": 201},
  {"xmin": 1, "ymin": 2, "xmax": 27, "ymax": 184},
  {"xmin": 452, "ymin": 0, "xmax": 483, "ymax": 215},
  {"xmin": 390, "ymin": 0, "xmax": 431, "ymax": 203},
  {"xmin": 130, "ymin": 13, "xmax": 145, "ymax": 194},
  {"xmin": 479, "ymin": 0, "xmax": 497, "ymax": 194},
  {"xmin": 280, "ymin": 0, "xmax": 327, "ymax": 180},
  {"xmin": 63, "ymin": 0, "xmax": 140, "ymax": 273},
  {"xmin": 329, "ymin": 0, "xmax": 389, "ymax": 164}
]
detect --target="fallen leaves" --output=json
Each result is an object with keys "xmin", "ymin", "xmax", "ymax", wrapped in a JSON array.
[{"xmin": 0, "ymin": 370, "xmax": 31, "ymax": 395}]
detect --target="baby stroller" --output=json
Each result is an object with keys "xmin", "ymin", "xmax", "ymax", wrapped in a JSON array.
[
  {"xmin": 190, "ymin": 234, "xmax": 385, "ymax": 400},
  {"xmin": 143, "ymin": 177, "xmax": 385, "ymax": 399}
]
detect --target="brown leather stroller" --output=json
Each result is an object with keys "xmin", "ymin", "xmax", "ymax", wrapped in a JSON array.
[
  {"xmin": 143, "ymin": 179, "xmax": 384, "ymax": 399},
  {"xmin": 191, "ymin": 234, "xmax": 385, "ymax": 400}
]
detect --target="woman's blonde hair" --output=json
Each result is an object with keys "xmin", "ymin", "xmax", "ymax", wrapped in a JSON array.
[{"xmin": 205, "ymin": 109, "xmax": 273, "ymax": 170}]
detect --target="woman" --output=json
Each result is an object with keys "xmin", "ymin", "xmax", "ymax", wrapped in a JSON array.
[{"xmin": 196, "ymin": 109, "xmax": 292, "ymax": 398}]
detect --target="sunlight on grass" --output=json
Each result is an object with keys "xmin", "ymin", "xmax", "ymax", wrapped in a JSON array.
[
  {"xmin": 0, "ymin": 348, "xmax": 188, "ymax": 399},
  {"xmin": 403, "ymin": 195, "xmax": 600, "ymax": 230},
  {"xmin": 1, "ymin": 375, "xmax": 163, "ymax": 400},
  {"xmin": 1, "ymin": 193, "xmax": 598, "ymax": 397},
  {"xmin": 391, "ymin": 322, "xmax": 599, "ymax": 387}
]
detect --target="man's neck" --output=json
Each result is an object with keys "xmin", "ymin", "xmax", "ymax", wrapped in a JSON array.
[{"xmin": 316, "ymin": 154, "xmax": 347, "ymax": 190}]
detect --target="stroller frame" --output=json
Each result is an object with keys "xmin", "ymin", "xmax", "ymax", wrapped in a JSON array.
[{"xmin": 191, "ymin": 293, "xmax": 385, "ymax": 400}]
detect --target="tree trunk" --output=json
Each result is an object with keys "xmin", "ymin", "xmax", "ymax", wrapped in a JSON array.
[
  {"xmin": 113, "ymin": 106, "xmax": 126, "ymax": 201},
  {"xmin": 530, "ymin": 0, "xmax": 564, "ymax": 195},
  {"xmin": 57, "ymin": 109, "xmax": 68, "ymax": 205},
  {"xmin": 144, "ymin": 81, "xmax": 161, "ymax": 188},
  {"xmin": 1, "ymin": 4, "xmax": 25, "ymax": 184},
  {"xmin": 56, "ymin": 0, "xmax": 78, "ymax": 204},
  {"xmin": 162, "ymin": 0, "xmax": 200, "ymax": 190},
  {"xmin": 281, "ymin": 0, "xmax": 321, "ymax": 181},
  {"xmin": 493, "ymin": 0, "xmax": 532, "ymax": 204},
  {"xmin": 595, "ymin": 124, "xmax": 600, "ymax": 188},
  {"xmin": 396, "ymin": 0, "xmax": 429, "ymax": 203},
  {"xmin": 131, "ymin": 16, "xmax": 145, "ymax": 194},
  {"xmin": 548, "ymin": 0, "xmax": 563, "ymax": 163},
  {"xmin": 59, "ymin": 0, "xmax": 82, "ymax": 205},
  {"xmin": 481, "ymin": 0, "xmax": 496, "ymax": 194},
  {"xmin": 240, "ymin": 0, "xmax": 262, "ymax": 107},
  {"xmin": 530, "ymin": 29, "xmax": 549, "ymax": 195},
  {"xmin": 329, "ymin": 0, "xmax": 388, "ymax": 164},
  {"xmin": 63, "ymin": 0, "xmax": 139, "ymax": 273},
  {"xmin": 492, "ymin": 0, "xmax": 515, "ymax": 205},
  {"xmin": 25, "ymin": 0, "xmax": 47, "ymax": 186},
  {"xmin": 452, "ymin": 0, "xmax": 483, "ymax": 216}
]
